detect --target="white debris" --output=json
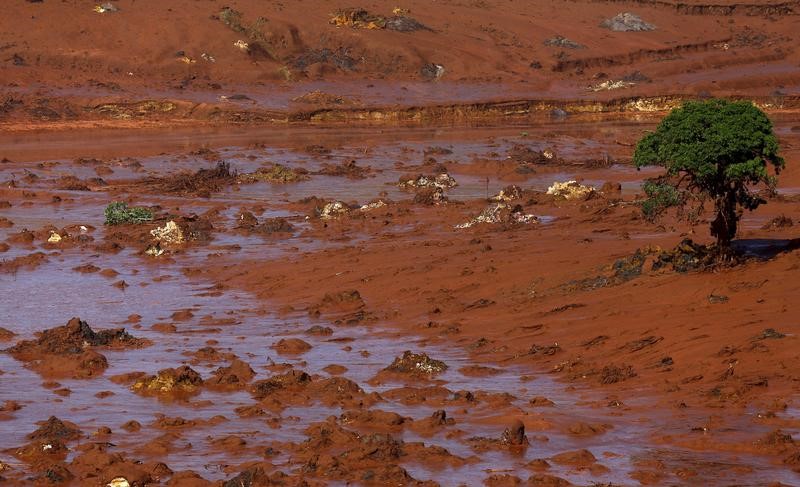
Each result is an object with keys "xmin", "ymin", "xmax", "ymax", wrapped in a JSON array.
[
  {"xmin": 547, "ymin": 181, "xmax": 595, "ymax": 200},
  {"xmin": 47, "ymin": 232, "xmax": 62, "ymax": 243},
  {"xmin": 359, "ymin": 200, "xmax": 386, "ymax": 212},
  {"xmin": 150, "ymin": 220, "xmax": 185, "ymax": 244},
  {"xmin": 455, "ymin": 202, "xmax": 538, "ymax": 229},
  {"xmin": 79, "ymin": 225, "xmax": 89, "ymax": 233},
  {"xmin": 399, "ymin": 173, "xmax": 457, "ymax": 190},
  {"xmin": 107, "ymin": 478, "xmax": 131, "ymax": 487},
  {"xmin": 93, "ymin": 3, "xmax": 119, "ymax": 13},
  {"xmin": 201, "ymin": 52, "xmax": 216, "ymax": 63},
  {"xmin": 42, "ymin": 444, "xmax": 53, "ymax": 451},
  {"xmin": 145, "ymin": 244, "xmax": 164, "ymax": 257},
  {"xmin": 591, "ymin": 80, "xmax": 635, "ymax": 92},
  {"xmin": 319, "ymin": 201, "xmax": 350, "ymax": 219},
  {"xmin": 234, "ymin": 40, "xmax": 250, "ymax": 51},
  {"xmin": 491, "ymin": 185, "xmax": 522, "ymax": 202}
]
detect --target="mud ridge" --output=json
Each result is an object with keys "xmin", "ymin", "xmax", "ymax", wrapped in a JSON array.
[
  {"xmin": 553, "ymin": 38, "xmax": 732, "ymax": 72},
  {"xmin": 571, "ymin": 0, "xmax": 799, "ymax": 16},
  {"xmin": 291, "ymin": 94, "xmax": 800, "ymax": 123}
]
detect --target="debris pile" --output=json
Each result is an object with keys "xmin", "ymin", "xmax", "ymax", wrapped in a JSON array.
[
  {"xmin": 330, "ymin": 8, "xmax": 428, "ymax": 32},
  {"xmin": 456, "ymin": 203, "xmax": 538, "ymax": 229},
  {"xmin": 318, "ymin": 201, "xmax": 351, "ymax": 219},
  {"xmin": 398, "ymin": 172, "xmax": 457, "ymax": 190},
  {"xmin": 601, "ymin": 13, "xmax": 655, "ymax": 32},
  {"xmin": 384, "ymin": 351, "xmax": 448, "ymax": 376},
  {"xmin": 150, "ymin": 221, "xmax": 185, "ymax": 245},
  {"xmin": 546, "ymin": 181, "xmax": 595, "ymax": 200}
]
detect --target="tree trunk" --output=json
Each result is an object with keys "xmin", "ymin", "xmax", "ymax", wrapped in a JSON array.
[{"xmin": 710, "ymin": 192, "xmax": 738, "ymax": 250}]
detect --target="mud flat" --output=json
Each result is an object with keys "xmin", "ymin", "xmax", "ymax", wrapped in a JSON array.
[
  {"xmin": 2, "ymin": 0, "xmax": 800, "ymax": 484},
  {"xmin": 0, "ymin": 119, "xmax": 799, "ymax": 485}
]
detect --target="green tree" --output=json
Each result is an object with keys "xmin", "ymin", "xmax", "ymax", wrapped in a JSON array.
[{"xmin": 634, "ymin": 99, "xmax": 784, "ymax": 250}]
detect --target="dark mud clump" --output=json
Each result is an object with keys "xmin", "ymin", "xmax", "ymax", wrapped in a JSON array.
[
  {"xmin": 28, "ymin": 416, "xmax": 82, "ymax": 443},
  {"xmin": 565, "ymin": 239, "xmax": 720, "ymax": 291},
  {"xmin": 762, "ymin": 215, "xmax": 793, "ymax": 230},
  {"xmin": 237, "ymin": 164, "xmax": 309, "ymax": 184},
  {"xmin": 234, "ymin": 211, "xmax": 294, "ymax": 234},
  {"xmin": 507, "ymin": 143, "xmax": 560, "ymax": 167},
  {"xmin": 384, "ymin": 351, "xmax": 448, "ymax": 376},
  {"xmin": 315, "ymin": 159, "xmax": 372, "ymax": 179},
  {"xmin": 599, "ymin": 364, "xmax": 637, "ymax": 384},
  {"xmin": 501, "ymin": 419, "xmax": 529, "ymax": 446},
  {"xmin": 149, "ymin": 161, "xmax": 236, "ymax": 197},
  {"xmin": 330, "ymin": 7, "xmax": 429, "ymax": 32},
  {"xmin": 651, "ymin": 239, "xmax": 718, "ymax": 273},
  {"xmin": 251, "ymin": 369, "xmax": 311, "ymax": 400},
  {"xmin": 291, "ymin": 48, "xmax": 357, "ymax": 71},
  {"xmin": 207, "ymin": 359, "xmax": 255, "ymax": 390},
  {"xmin": 257, "ymin": 217, "xmax": 294, "ymax": 234},
  {"xmin": 6, "ymin": 318, "xmax": 147, "ymax": 378}
]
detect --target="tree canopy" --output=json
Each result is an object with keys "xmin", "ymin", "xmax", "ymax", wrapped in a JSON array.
[{"xmin": 633, "ymin": 99, "xmax": 784, "ymax": 248}]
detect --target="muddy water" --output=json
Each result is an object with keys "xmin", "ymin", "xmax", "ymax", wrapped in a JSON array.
[
  {"xmin": 2, "ymin": 251, "xmax": 795, "ymax": 484},
  {"xmin": 2, "ymin": 124, "xmax": 799, "ymax": 485}
]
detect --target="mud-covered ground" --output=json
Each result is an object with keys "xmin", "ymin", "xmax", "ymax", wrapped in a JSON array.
[
  {"xmin": 3, "ymin": 1, "xmax": 800, "ymax": 486},
  {"xmin": 1, "ymin": 119, "xmax": 799, "ymax": 486},
  {"xmin": 2, "ymin": 0, "xmax": 800, "ymax": 129}
]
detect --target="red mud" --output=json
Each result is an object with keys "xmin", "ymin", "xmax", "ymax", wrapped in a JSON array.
[{"xmin": 2, "ymin": 1, "xmax": 800, "ymax": 485}]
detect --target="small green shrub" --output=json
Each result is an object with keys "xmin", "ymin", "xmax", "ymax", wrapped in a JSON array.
[
  {"xmin": 640, "ymin": 180, "xmax": 684, "ymax": 221},
  {"xmin": 104, "ymin": 202, "xmax": 153, "ymax": 225}
]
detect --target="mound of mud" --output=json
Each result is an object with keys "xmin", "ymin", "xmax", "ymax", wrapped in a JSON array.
[
  {"xmin": 6, "ymin": 318, "xmax": 147, "ymax": 379},
  {"xmin": 148, "ymin": 161, "xmax": 236, "ymax": 197}
]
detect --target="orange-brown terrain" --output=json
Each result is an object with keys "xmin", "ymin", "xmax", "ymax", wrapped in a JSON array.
[{"xmin": 1, "ymin": 0, "xmax": 800, "ymax": 486}]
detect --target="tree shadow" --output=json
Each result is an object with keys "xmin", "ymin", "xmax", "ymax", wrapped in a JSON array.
[{"xmin": 732, "ymin": 238, "xmax": 800, "ymax": 260}]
